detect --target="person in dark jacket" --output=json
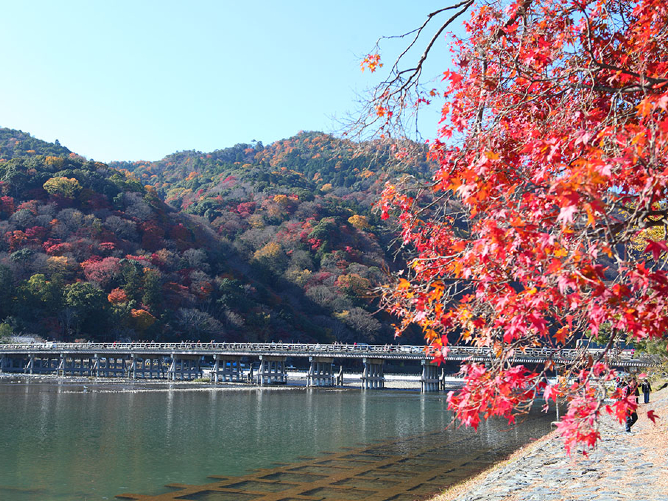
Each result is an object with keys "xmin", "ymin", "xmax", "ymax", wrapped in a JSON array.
[
  {"xmin": 640, "ymin": 378, "xmax": 652, "ymax": 404},
  {"xmin": 624, "ymin": 378, "xmax": 640, "ymax": 432}
]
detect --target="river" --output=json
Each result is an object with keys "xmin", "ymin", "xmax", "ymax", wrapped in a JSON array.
[{"xmin": 0, "ymin": 378, "xmax": 554, "ymax": 500}]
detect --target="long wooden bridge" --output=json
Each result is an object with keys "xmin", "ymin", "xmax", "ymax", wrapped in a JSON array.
[{"xmin": 0, "ymin": 342, "xmax": 652, "ymax": 392}]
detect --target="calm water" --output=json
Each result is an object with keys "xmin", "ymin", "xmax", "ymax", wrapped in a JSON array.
[{"xmin": 0, "ymin": 379, "xmax": 554, "ymax": 500}]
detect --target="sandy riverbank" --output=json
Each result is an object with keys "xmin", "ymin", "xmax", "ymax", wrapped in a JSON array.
[{"xmin": 428, "ymin": 380, "xmax": 668, "ymax": 501}]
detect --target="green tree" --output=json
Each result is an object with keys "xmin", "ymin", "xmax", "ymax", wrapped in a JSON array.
[
  {"xmin": 0, "ymin": 323, "xmax": 12, "ymax": 343},
  {"xmin": 120, "ymin": 261, "xmax": 143, "ymax": 302},
  {"xmin": 142, "ymin": 269, "xmax": 163, "ymax": 311},
  {"xmin": 0, "ymin": 265, "xmax": 14, "ymax": 319},
  {"xmin": 63, "ymin": 281, "xmax": 107, "ymax": 338},
  {"xmin": 17, "ymin": 274, "xmax": 62, "ymax": 316}
]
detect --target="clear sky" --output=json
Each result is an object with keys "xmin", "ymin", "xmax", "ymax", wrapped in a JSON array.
[{"xmin": 0, "ymin": 1, "xmax": 457, "ymax": 163}]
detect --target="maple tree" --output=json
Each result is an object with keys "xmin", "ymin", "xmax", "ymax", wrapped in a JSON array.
[{"xmin": 365, "ymin": 0, "xmax": 668, "ymax": 452}]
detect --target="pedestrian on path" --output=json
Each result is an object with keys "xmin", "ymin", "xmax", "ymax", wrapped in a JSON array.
[
  {"xmin": 640, "ymin": 378, "xmax": 652, "ymax": 404},
  {"xmin": 624, "ymin": 378, "xmax": 640, "ymax": 432}
]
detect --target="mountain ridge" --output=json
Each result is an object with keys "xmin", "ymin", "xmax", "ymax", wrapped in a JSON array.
[{"xmin": 0, "ymin": 126, "xmax": 428, "ymax": 345}]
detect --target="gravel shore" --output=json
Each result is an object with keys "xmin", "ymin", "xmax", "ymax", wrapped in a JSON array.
[{"xmin": 431, "ymin": 382, "xmax": 668, "ymax": 501}]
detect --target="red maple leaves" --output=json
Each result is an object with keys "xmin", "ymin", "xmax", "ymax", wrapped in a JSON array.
[{"xmin": 373, "ymin": 0, "xmax": 668, "ymax": 451}]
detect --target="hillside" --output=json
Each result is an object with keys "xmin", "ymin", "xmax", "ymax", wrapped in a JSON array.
[
  {"xmin": 0, "ymin": 127, "xmax": 72, "ymax": 160},
  {"xmin": 0, "ymin": 128, "xmax": 430, "ymax": 344}
]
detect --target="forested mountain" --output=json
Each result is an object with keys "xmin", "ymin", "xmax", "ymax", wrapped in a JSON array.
[
  {"xmin": 0, "ymin": 128, "xmax": 430, "ymax": 344},
  {"xmin": 0, "ymin": 128, "xmax": 72, "ymax": 160}
]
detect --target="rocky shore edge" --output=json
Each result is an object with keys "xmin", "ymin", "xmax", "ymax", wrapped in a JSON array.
[{"xmin": 430, "ymin": 381, "xmax": 668, "ymax": 501}]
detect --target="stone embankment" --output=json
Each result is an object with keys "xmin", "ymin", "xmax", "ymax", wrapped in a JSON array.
[{"xmin": 433, "ymin": 383, "xmax": 668, "ymax": 501}]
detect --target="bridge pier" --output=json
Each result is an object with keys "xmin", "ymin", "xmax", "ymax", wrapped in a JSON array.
[
  {"xmin": 127, "ymin": 355, "xmax": 162, "ymax": 379},
  {"xmin": 81, "ymin": 356, "xmax": 94, "ymax": 376},
  {"xmin": 92, "ymin": 355, "xmax": 99, "ymax": 376},
  {"xmin": 130, "ymin": 355, "xmax": 137, "ymax": 379},
  {"xmin": 168, "ymin": 355, "xmax": 202, "ymax": 381},
  {"xmin": 361, "ymin": 358, "xmax": 385, "ymax": 390},
  {"xmin": 1, "ymin": 355, "xmax": 18, "ymax": 373},
  {"xmin": 3, "ymin": 356, "xmax": 27, "ymax": 372},
  {"xmin": 307, "ymin": 357, "xmax": 334, "ymax": 387},
  {"xmin": 420, "ymin": 361, "xmax": 440, "ymax": 392},
  {"xmin": 25, "ymin": 355, "xmax": 60, "ymax": 375},
  {"xmin": 212, "ymin": 355, "xmax": 242, "ymax": 383},
  {"xmin": 57, "ymin": 355, "xmax": 94, "ymax": 376},
  {"xmin": 131, "ymin": 355, "xmax": 165, "ymax": 379},
  {"xmin": 137, "ymin": 357, "xmax": 166, "ymax": 379},
  {"xmin": 258, "ymin": 355, "xmax": 287, "ymax": 385},
  {"xmin": 95, "ymin": 355, "xmax": 129, "ymax": 378},
  {"xmin": 25, "ymin": 354, "xmax": 35, "ymax": 374},
  {"xmin": 57, "ymin": 354, "xmax": 65, "ymax": 376}
]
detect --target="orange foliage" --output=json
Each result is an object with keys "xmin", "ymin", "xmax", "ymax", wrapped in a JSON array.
[
  {"xmin": 108, "ymin": 288, "xmax": 128, "ymax": 304},
  {"xmin": 131, "ymin": 309, "xmax": 156, "ymax": 330}
]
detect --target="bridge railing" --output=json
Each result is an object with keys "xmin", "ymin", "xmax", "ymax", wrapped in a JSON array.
[
  {"xmin": 0, "ymin": 342, "xmax": 428, "ymax": 354},
  {"xmin": 0, "ymin": 342, "xmax": 646, "ymax": 363}
]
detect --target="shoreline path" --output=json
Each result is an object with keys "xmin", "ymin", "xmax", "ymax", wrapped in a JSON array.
[{"xmin": 433, "ymin": 383, "xmax": 668, "ymax": 501}]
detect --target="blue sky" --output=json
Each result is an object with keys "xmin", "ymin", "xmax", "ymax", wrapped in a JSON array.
[{"xmin": 1, "ymin": 1, "xmax": 457, "ymax": 162}]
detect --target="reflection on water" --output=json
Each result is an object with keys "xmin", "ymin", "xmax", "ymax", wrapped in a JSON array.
[
  {"xmin": 117, "ymin": 422, "xmax": 547, "ymax": 501},
  {"xmin": 0, "ymin": 380, "xmax": 553, "ymax": 500}
]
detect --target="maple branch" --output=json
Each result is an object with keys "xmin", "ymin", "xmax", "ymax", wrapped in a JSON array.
[
  {"xmin": 380, "ymin": 1, "xmax": 474, "ymax": 75},
  {"xmin": 385, "ymin": 0, "xmax": 475, "ymax": 96},
  {"xmin": 580, "ymin": 4, "xmax": 668, "ymax": 89},
  {"xmin": 350, "ymin": 0, "xmax": 476, "ymax": 140}
]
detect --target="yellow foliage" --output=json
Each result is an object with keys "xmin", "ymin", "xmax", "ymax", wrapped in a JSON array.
[
  {"xmin": 45, "ymin": 156, "xmax": 64, "ymax": 167},
  {"xmin": 47, "ymin": 255, "xmax": 71, "ymax": 273},
  {"xmin": 321, "ymin": 183, "xmax": 333, "ymax": 193},
  {"xmin": 333, "ymin": 310, "xmax": 350, "ymax": 321},
  {"xmin": 253, "ymin": 242, "xmax": 282, "ymax": 261},
  {"xmin": 632, "ymin": 223, "xmax": 666, "ymax": 248},
  {"xmin": 623, "ymin": 201, "xmax": 668, "ymax": 261},
  {"xmin": 249, "ymin": 214, "xmax": 265, "ymax": 228},
  {"xmin": 273, "ymin": 194, "xmax": 289, "ymax": 206},
  {"xmin": 348, "ymin": 214, "xmax": 370, "ymax": 230},
  {"xmin": 286, "ymin": 268, "xmax": 312, "ymax": 286},
  {"xmin": 43, "ymin": 177, "xmax": 82, "ymax": 198}
]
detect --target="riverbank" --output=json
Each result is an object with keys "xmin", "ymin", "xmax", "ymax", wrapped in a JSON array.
[{"xmin": 430, "ymin": 382, "xmax": 668, "ymax": 501}]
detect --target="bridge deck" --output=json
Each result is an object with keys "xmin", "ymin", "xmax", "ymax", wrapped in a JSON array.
[{"xmin": 0, "ymin": 342, "xmax": 651, "ymax": 366}]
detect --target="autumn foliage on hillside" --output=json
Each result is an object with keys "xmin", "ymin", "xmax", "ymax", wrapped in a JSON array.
[
  {"xmin": 0, "ymin": 128, "xmax": 435, "ymax": 345},
  {"xmin": 370, "ymin": 0, "xmax": 668, "ymax": 451},
  {"xmin": 111, "ymin": 131, "xmax": 437, "ymax": 344},
  {"xmin": 0, "ymin": 151, "xmax": 238, "ymax": 342}
]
